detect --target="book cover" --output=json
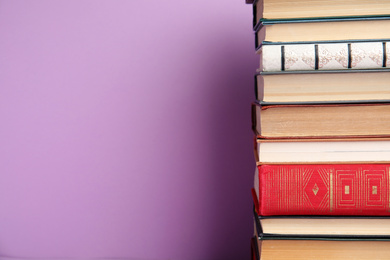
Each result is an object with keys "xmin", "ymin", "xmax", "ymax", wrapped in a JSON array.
[
  {"xmin": 252, "ymin": 206, "xmax": 390, "ymax": 259},
  {"xmin": 253, "ymin": 164, "xmax": 390, "ymax": 216},
  {"xmin": 255, "ymin": 138, "xmax": 390, "ymax": 165},
  {"xmin": 258, "ymin": 41, "xmax": 389, "ymax": 72},
  {"xmin": 251, "ymin": 236, "xmax": 260, "ymax": 260},
  {"xmin": 255, "ymin": 69, "xmax": 390, "ymax": 104},
  {"xmin": 252, "ymin": 102, "xmax": 390, "ymax": 139},
  {"xmin": 252, "ymin": 239, "xmax": 390, "ymax": 260},
  {"xmin": 255, "ymin": 17, "xmax": 390, "ymax": 49},
  {"xmin": 251, "ymin": 0, "xmax": 390, "ymax": 30}
]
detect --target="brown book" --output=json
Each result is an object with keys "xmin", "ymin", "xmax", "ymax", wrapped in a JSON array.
[
  {"xmin": 252, "ymin": 102, "xmax": 390, "ymax": 139},
  {"xmin": 252, "ymin": 239, "xmax": 390, "ymax": 260}
]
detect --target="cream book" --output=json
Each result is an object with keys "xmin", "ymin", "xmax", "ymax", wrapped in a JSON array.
[
  {"xmin": 252, "ymin": 208, "xmax": 390, "ymax": 260},
  {"xmin": 254, "ymin": 138, "xmax": 390, "ymax": 165},
  {"xmin": 252, "ymin": 0, "xmax": 390, "ymax": 28},
  {"xmin": 255, "ymin": 69, "xmax": 390, "ymax": 104},
  {"xmin": 255, "ymin": 17, "xmax": 390, "ymax": 49}
]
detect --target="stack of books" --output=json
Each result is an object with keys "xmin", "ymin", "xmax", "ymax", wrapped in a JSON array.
[{"xmin": 246, "ymin": 0, "xmax": 390, "ymax": 259}]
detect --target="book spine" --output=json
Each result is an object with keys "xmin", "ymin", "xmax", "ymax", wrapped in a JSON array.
[
  {"xmin": 256, "ymin": 164, "xmax": 390, "ymax": 216},
  {"xmin": 260, "ymin": 41, "xmax": 388, "ymax": 72},
  {"xmin": 252, "ymin": 0, "xmax": 263, "ymax": 31}
]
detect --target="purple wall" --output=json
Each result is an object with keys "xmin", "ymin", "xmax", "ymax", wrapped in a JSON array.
[{"xmin": 0, "ymin": 1, "xmax": 257, "ymax": 259}]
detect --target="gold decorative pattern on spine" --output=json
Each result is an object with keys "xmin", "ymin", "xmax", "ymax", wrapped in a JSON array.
[
  {"xmin": 372, "ymin": 186, "xmax": 378, "ymax": 195},
  {"xmin": 330, "ymin": 169, "xmax": 333, "ymax": 212},
  {"xmin": 312, "ymin": 183, "xmax": 319, "ymax": 195},
  {"xmin": 318, "ymin": 168, "xmax": 330, "ymax": 213},
  {"xmin": 360, "ymin": 167, "xmax": 363, "ymax": 210}
]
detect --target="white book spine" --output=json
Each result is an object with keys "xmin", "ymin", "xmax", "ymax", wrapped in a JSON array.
[{"xmin": 260, "ymin": 41, "xmax": 389, "ymax": 72}]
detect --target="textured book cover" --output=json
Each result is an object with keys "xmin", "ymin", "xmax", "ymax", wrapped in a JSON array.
[
  {"xmin": 252, "ymin": 102, "xmax": 390, "ymax": 139},
  {"xmin": 259, "ymin": 41, "xmax": 390, "ymax": 72},
  {"xmin": 253, "ymin": 164, "xmax": 390, "ymax": 216}
]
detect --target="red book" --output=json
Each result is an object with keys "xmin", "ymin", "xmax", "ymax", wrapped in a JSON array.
[{"xmin": 253, "ymin": 164, "xmax": 390, "ymax": 216}]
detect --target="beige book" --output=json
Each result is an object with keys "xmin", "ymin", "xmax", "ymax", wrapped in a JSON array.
[
  {"xmin": 255, "ymin": 70, "xmax": 390, "ymax": 104},
  {"xmin": 255, "ymin": 239, "xmax": 390, "ymax": 260},
  {"xmin": 255, "ymin": 138, "xmax": 390, "ymax": 165},
  {"xmin": 256, "ymin": 19, "xmax": 390, "ymax": 48},
  {"xmin": 259, "ymin": 218, "xmax": 390, "ymax": 237},
  {"xmin": 252, "ymin": 102, "xmax": 390, "ymax": 138},
  {"xmin": 253, "ymin": 0, "xmax": 390, "ymax": 25}
]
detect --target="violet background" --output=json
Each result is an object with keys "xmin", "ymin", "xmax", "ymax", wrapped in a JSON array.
[{"xmin": 0, "ymin": 1, "xmax": 257, "ymax": 260}]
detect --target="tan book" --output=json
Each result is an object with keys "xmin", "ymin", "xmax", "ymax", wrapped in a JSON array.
[
  {"xmin": 252, "ymin": 0, "xmax": 390, "ymax": 27},
  {"xmin": 252, "ymin": 102, "xmax": 390, "ymax": 139},
  {"xmin": 251, "ymin": 206, "xmax": 390, "ymax": 260},
  {"xmin": 255, "ymin": 70, "xmax": 390, "ymax": 104},
  {"xmin": 252, "ymin": 239, "xmax": 390, "ymax": 260},
  {"xmin": 253, "ymin": 205, "xmax": 390, "ymax": 237},
  {"xmin": 255, "ymin": 18, "xmax": 390, "ymax": 49}
]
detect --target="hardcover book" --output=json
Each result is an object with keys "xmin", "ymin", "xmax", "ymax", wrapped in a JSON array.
[
  {"xmin": 251, "ymin": 239, "xmax": 390, "ymax": 260},
  {"xmin": 258, "ymin": 41, "xmax": 390, "ymax": 72},
  {"xmin": 251, "ymin": 0, "xmax": 390, "ymax": 29},
  {"xmin": 252, "ymin": 102, "xmax": 390, "ymax": 139},
  {"xmin": 253, "ymin": 164, "xmax": 390, "ymax": 216},
  {"xmin": 250, "ymin": 236, "xmax": 259, "ymax": 260},
  {"xmin": 254, "ymin": 138, "xmax": 390, "ymax": 165},
  {"xmin": 255, "ymin": 17, "xmax": 390, "ymax": 50},
  {"xmin": 255, "ymin": 69, "xmax": 390, "ymax": 104},
  {"xmin": 251, "ymin": 209, "xmax": 390, "ymax": 260}
]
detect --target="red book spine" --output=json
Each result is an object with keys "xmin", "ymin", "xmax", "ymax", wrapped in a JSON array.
[{"xmin": 255, "ymin": 164, "xmax": 390, "ymax": 216}]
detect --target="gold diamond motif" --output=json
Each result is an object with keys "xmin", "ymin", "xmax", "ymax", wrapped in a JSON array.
[{"xmin": 312, "ymin": 183, "xmax": 319, "ymax": 195}]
